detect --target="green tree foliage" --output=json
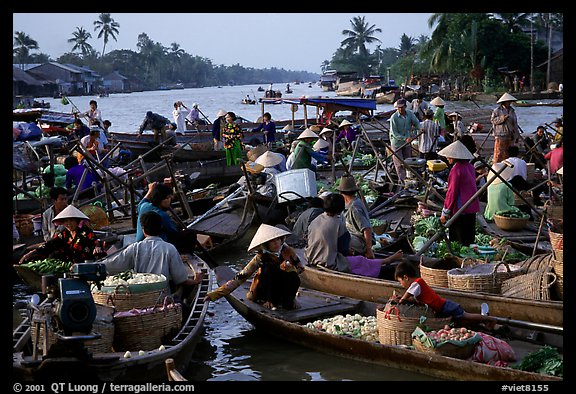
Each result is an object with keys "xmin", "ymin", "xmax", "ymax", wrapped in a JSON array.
[
  {"xmin": 68, "ymin": 27, "xmax": 94, "ymax": 57},
  {"xmin": 93, "ymin": 13, "xmax": 120, "ymax": 58}
]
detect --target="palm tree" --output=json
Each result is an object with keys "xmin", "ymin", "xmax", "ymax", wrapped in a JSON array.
[
  {"xmin": 13, "ymin": 31, "xmax": 39, "ymax": 68},
  {"xmin": 398, "ymin": 34, "xmax": 416, "ymax": 56},
  {"xmin": 93, "ymin": 13, "xmax": 120, "ymax": 58},
  {"xmin": 340, "ymin": 16, "xmax": 382, "ymax": 58},
  {"xmin": 491, "ymin": 13, "xmax": 531, "ymax": 33},
  {"xmin": 168, "ymin": 42, "xmax": 185, "ymax": 79},
  {"xmin": 68, "ymin": 27, "xmax": 93, "ymax": 57}
]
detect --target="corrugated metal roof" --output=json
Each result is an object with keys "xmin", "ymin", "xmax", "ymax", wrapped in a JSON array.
[{"xmin": 12, "ymin": 66, "xmax": 43, "ymax": 85}]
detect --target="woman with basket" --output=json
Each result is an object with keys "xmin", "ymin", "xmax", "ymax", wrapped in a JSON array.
[
  {"xmin": 204, "ymin": 224, "xmax": 305, "ymax": 310},
  {"xmin": 393, "ymin": 261, "xmax": 496, "ymax": 329}
]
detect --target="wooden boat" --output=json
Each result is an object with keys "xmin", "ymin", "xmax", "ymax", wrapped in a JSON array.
[
  {"xmin": 187, "ymin": 188, "xmax": 257, "ymax": 253},
  {"xmin": 213, "ymin": 265, "xmax": 562, "ymax": 381},
  {"xmin": 375, "ymin": 90, "xmax": 398, "ymax": 104},
  {"xmin": 298, "ymin": 261, "xmax": 563, "ymax": 327},
  {"xmin": 13, "ymin": 255, "xmax": 212, "ymax": 381},
  {"xmin": 241, "ymin": 98, "xmax": 257, "ymax": 105}
]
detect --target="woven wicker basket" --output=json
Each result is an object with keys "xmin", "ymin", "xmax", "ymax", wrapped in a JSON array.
[
  {"xmin": 447, "ymin": 262, "xmax": 526, "ymax": 294},
  {"xmin": 412, "ymin": 337, "xmax": 477, "ymax": 359},
  {"xmin": 501, "ymin": 269, "xmax": 557, "ymax": 301},
  {"xmin": 493, "ymin": 214, "xmax": 529, "ymax": 231},
  {"xmin": 92, "ymin": 284, "xmax": 168, "ymax": 312},
  {"xmin": 113, "ymin": 296, "xmax": 182, "ymax": 351},
  {"xmin": 420, "ymin": 256, "xmax": 461, "ymax": 288},
  {"xmin": 552, "ymin": 259, "xmax": 563, "ymax": 300},
  {"xmin": 549, "ymin": 231, "xmax": 563, "ymax": 263},
  {"xmin": 376, "ymin": 303, "xmax": 451, "ymax": 346}
]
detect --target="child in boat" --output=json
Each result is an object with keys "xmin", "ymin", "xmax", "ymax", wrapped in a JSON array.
[
  {"xmin": 204, "ymin": 224, "xmax": 305, "ymax": 310},
  {"xmin": 393, "ymin": 261, "xmax": 496, "ymax": 329}
]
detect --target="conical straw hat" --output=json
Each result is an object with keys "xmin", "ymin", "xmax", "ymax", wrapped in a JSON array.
[
  {"xmin": 246, "ymin": 145, "xmax": 268, "ymax": 162},
  {"xmin": 336, "ymin": 175, "xmax": 359, "ymax": 192},
  {"xmin": 557, "ymin": 166, "xmax": 563, "ymax": 175},
  {"xmin": 53, "ymin": 204, "xmax": 90, "ymax": 223},
  {"xmin": 319, "ymin": 127, "xmax": 334, "ymax": 136},
  {"xmin": 297, "ymin": 128, "xmax": 319, "ymax": 140},
  {"xmin": 497, "ymin": 92, "xmax": 517, "ymax": 103},
  {"xmin": 437, "ymin": 140, "xmax": 474, "ymax": 160},
  {"xmin": 488, "ymin": 161, "xmax": 514, "ymax": 184},
  {"xmin": 255, "ymin": 151, "xmax": 283, "ymax": 167},
  {"xmin": 448, "ymin": 112, "xmax": 462, "ymax": 119},
  {"xmin": 430, "ymin": 97, "xmax": 445, "ymax": 106},
  {"xmin": 248, "ymin": 224, "xmax": 292, "ymax": 252},
  {"xmin": 313, "ymin": 138, "xmax": 330, "ymax": 151},
  {"xmin": 216, "ymin": 109, "xmax": 227, "ymax": 117},
  {"xmin": 338, "ymin": 119, "xmax": 354, "ymax": 128}
]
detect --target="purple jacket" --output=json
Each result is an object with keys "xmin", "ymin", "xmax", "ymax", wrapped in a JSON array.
[{"xmin": 443, "ymin": 161, "xmax": 479, "ymax": 217}]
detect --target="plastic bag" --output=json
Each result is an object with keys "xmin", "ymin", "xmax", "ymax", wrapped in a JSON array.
[{"xmin": 469, "ymin": 332, "xmax": 516, "ymax": 366}]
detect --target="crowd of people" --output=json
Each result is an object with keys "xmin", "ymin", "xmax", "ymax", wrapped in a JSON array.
[{"xmin": 15, "ymin": 91, "xmax": 563, "ymax": 333}]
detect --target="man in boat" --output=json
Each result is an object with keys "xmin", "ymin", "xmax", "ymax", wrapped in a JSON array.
[
  {"xmin": 100, "ymin": 211, "xmax": 203, "ymax": 295},
  {"xmin": 172, "ymin": 101, "xmax": 189, "ymax": 133},
  {"xmin": 417, "ymin": 108, "xmax": 439, "ymax": 160},
  {"xmin": 389, "ymin": 98, "xmax": 421, "ymax": 185},
  {"xmin": 41, "ymin": 187, "xmax": 69, "ymax": 241},
  {"xmin": 411, "ymin": 93, "xmax": 429, "ymax": 122},
  {"xmin": 77, "ymin": 99, "xmax": 104, "ymax": 129},
  {"xmin": 305, "ymin": 193, "xmax": 402, "ymax": 279},
  {"xmin": 185, "ymin": 103, "xmax": 206, "ymax": 127},
  {"xmin": 138, "ymin": 111, "xmax": 171, "ymax": 145},
  {"xmin": 251, "ymin": 112, "xmax": 277, "ymax": 145},
  {"xmin": 490, "ymin": 93, "xmax": 521, "ymax": 163},
  {"xmin": 337, "ymin": 175, "xmax": 376, "ymax": 259}
]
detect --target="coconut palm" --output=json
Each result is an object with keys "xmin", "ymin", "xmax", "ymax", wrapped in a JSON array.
[
  {"xmin": 93, "ymin": 13, "xmax": 120, "ymax": 58},
  {"xmin": 13, "ymin": 31, "xmax": 39, "ymax": 68},
  {"xmin": 340, "ymin": 16, "xmax": 381, "ymax": 58},
  {"xmin": 67, "ymin": 27, "xmax": 93, "ymax": 57},
  {"xmin": 491, "ymin": 13, "xmax": 531, "ymax": 33}
]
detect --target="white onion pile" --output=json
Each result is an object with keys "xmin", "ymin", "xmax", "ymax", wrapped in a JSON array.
[
  {"xmin": 103, "ymin": 272, "xmax": 166, "ymax": 287},
  {"xmin": 305, "ymin": 313, "xmax": 378, "ymax": 342}
]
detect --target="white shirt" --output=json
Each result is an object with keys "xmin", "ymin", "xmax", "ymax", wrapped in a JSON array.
[
  {"xmin": 506, "ymin": 157, "xmax": 527, "ymax": 181},
  {"xmin": 173, "ymin": 106, "xmax": 189, "ymax": 132},
  {"xmin": 186, "ymin": 108, "xmax": 200, "ymax": 123},
  {"xmin": 80, "ymin": 133, "xmax": 108, "ymax": 155}
]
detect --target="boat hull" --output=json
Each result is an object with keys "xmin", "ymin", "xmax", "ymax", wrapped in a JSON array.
[{"xmin": 215, "ymin": 265, "xmax": 561, "ymax": 381}]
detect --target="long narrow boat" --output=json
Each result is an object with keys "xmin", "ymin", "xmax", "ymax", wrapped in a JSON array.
[
  {"xmin": 13, "ymin": 254, "xmax": 212, "ymax": 381},
  {"xmin": 298, "ymin": 262, "xmax": 563, "ymax": 327},
  {"xmin": 213, "ymin": 265, "xmax": 562, "ymax": 381}
]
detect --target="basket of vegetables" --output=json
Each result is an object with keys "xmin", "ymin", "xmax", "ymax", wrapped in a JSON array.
[
  {"xmin": 493, "ymin": 210, "xmax": 530, "ymax": 231},
  {"xmin": 92, "ymin": 270, "xmax": 169, "ymax": 311},
  {"xmin": 412, "ymin": 325, "xmax": 481, "ymax": 359},
  {"xmin": 376, "ymin": 302, "xmax": 451, "ymax": 346}
]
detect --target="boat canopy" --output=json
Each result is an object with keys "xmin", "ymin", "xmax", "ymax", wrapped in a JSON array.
[{"xmin": 282, "ymin": 97, "xmax": 377, "ymax": 112}]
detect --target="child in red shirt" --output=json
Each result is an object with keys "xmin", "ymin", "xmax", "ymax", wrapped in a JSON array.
[{"xmin": 393, "ymin": 261, "xmax": 496, "ymax": 328}]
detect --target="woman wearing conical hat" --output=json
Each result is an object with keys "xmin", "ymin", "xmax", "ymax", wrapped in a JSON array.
[
  {"xmin": 430, "ymin": 96, "xmax": 447, "ymax": 137},
  {"xmin": 18, "ymin": 205, "xmax": 106, "ymax": 266},
  {"xmin": 204, "ymin": 224, "xmax": 305, "ymax": 310},
  {"xmin": 335, "ymin": 119, "xmax": 358, "ymax": 150},
  {"xmin": 491, "ymin": 92, "xmax": 521, "ymax": 163},
  {"xmin": 288, "ymin": 128, "xmax": 329, "ymax": 171},
  {"xmin": 437, "ymin": 140, "xmax": 479, "ymax": 246}
]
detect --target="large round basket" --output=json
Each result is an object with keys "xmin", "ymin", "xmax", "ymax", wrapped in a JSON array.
[
  {"xmin": 447, "ymin": 262, "xmax": 526, "ymax": 294},
  {"xmin": 376, "ymin": 303, "xmax": 451, "ymax": 346},
  {"xmin": 420, "ymin": 256, "xmax": 461, "ymax": 289},
  {"xmin": 413, "ymin": 337, "xmax": 477, "ymax": 359},
  {"xmin": 493, "ymin": 214, "xmax": 529, "ymax": 231},
  {"xmin": 92, "ymin": 283, "xmax": 169, "ymax": 311},
  {"xmin": 500, "ymin": 269, "xmax": 557, "ymax": 301},
  {"xmin": 112, "ymin": 297, "xmax": 182, "ymax": 351}
]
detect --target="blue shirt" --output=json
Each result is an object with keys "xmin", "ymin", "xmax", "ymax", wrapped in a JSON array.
[
  {"xmin": 252, "ymin": 121, "xmax": 276, "ymax": 142},
  {"xmin": 65, "ymin": 163, "xmax": 100, "ymax": 192},
  {"xmin": 135, "ymin": 198, "xmax": 179, "ymax": 242}
]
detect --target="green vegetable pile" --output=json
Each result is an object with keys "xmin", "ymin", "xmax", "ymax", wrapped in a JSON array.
[
  {"xmin": 513, "ymin": 346, "xmax": 563, "ymax": 377},
  {"xmin": 495, "ymin": 210, "xmax": 529, "ymax": 219},
  {"xmin": 21, "ymin": 258, "xmax": 73, "ymax": 274}
]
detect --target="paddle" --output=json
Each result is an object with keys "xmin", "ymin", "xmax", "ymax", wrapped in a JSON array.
[{"xmin": 196, "ymin": 106, "xmax": 212, "ymax": 125}]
